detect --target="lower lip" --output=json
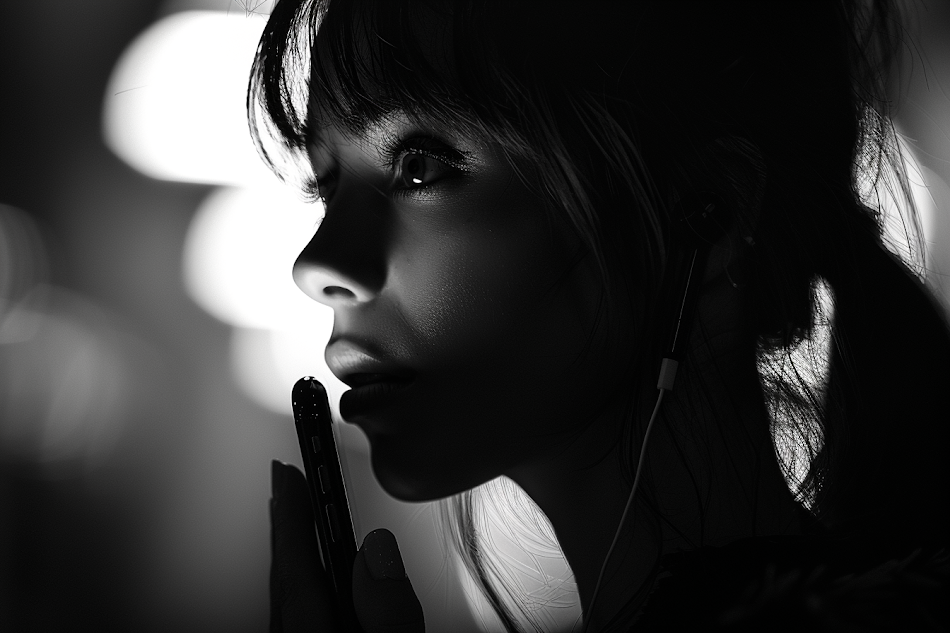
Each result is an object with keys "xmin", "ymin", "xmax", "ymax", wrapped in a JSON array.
[{"xmin": 340, "ymin": 379, "xmax": 413, "ymax": 420}]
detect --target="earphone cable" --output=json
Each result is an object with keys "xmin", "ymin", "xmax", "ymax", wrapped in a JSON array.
[
  {"xmin": 579, "ymin": 239, "xmax": 704, "ymax": 632},
  {"xmin": 580, "ymin": 385, "xmax": 668, "ymax": 633}
]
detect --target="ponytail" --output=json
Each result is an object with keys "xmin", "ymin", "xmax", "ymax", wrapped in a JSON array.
[{"xmin": 815, "ymin": 214, "xmax": 950, "ymax": 549}]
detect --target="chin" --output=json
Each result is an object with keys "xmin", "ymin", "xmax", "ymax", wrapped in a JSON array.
[
  {"xmin": 372, "ymin": 462, "xmax": 448, "ymax": 502},
  {"xmin": 370, "ymin": 454, "xmax": 453, "ymax": 502},
  {"xmin": 368, "ymin": 438, "xmax": 488, "ymax": 503}
]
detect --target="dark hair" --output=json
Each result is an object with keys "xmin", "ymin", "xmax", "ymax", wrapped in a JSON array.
[{"xmin": 249, "ymin": 1, "xmax": 950, "ymax": 630}]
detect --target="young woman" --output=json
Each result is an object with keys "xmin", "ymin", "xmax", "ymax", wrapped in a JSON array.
[{"xmin": 252, "ymin": 1, "xmax": 950, "ymax": 630}]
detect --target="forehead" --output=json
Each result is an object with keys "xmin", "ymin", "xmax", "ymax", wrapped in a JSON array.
[{"xmin": 304, "ymin": 108, "xmax": 471, "ymax": 155}]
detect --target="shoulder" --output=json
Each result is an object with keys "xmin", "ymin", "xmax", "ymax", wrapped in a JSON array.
[{"xmin": 634, "ymin": 534, "xmax": 950, "ymax": 632}]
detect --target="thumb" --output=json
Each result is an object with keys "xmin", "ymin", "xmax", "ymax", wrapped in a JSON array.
[{"xmin": 352, "ymin": 529, "xmax": 425, "ymax": 633}]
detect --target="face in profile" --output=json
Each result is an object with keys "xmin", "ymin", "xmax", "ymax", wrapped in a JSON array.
[{"xmin": 293, "ymin": 113, "xmax": 634, "ymax": 501}]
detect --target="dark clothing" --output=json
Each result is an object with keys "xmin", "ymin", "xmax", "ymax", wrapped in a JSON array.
[{"xmin": 634, "ymin": 533, "xmax": 949, "ymax": 631}]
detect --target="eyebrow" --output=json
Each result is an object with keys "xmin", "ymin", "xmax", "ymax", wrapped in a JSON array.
[
  {"xmin": 303, "ymin": 106, "xmax": 477, "ymax": 176},
  {"xmin": 303, "ymin": 105, "xmax": 403, "ymax": 151}
]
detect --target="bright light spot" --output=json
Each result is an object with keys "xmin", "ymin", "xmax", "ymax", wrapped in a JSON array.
[
  {"xmin": 230, "ymin": 326, "xmax": 349, "ymax": 418},
  {"xmin": 857, "ymin": 132, "xmax": 939, "ymax": 275},
  {"xmin": 763, "ymin": 277, "xmax": 835, "ymax": 508},
  {"xmin": 917, "ymin": 165, "xmax": 950, "ymax": 293},
  {"xmin": 106, "ymin": 9, "xmax": 343, "ymax": 418},
  {"xmin": 903, "ymin": 160, "xmax": 945, "ymax": 280},
  {"xmin": 160, "ymin": 0, "xmax": 275, "ymax": 16},
  {"xmin": 888, "ymin": 147, "xmax": 937, "ymax": 268},
  {"xmin": 182, "ymin": 185, "xmax": 325, "ymax": 330},
  {"xmin": 906, "ymin": 158, "xmax": 937, "ymax": 246},
  {"xmin": 182, "ymin": 185, "xmax": 345, "ymax": 415},
  {"xmin": 102, "ymin": 11, "xmax": 276, "ymax": 186},
  {"xmin": 455, "ymin": 478, "xmax": 580, "ymax": 633}
]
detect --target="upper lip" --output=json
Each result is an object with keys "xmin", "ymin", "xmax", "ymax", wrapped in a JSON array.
[{"xmin": 325, "ymin": 339, "xmax": 414, "ymax": 388}]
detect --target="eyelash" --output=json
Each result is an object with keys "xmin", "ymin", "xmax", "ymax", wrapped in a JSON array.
[
  {"xmin": 303, "ymin": 135, "xmax": 469, "ymax": 204},
  {"xmin": 381, "ymin": 135, "xmax": 468, "ymax": 183},
  {"xmin": 302, "ymin": 175, "xmax": 325, "ymax": 205}
]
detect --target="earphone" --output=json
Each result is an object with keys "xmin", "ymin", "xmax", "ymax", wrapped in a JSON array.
[{"xmin": 580, "ymin": 193, "xmax": 731, "ymax": 632}]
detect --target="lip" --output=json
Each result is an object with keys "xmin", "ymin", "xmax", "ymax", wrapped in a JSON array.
[
  {"xmin": 339, "ymin": 377, "xmax": 413, "ymax": 420},
  {"xmin": 326, "ymin": 340, "xmax": 413, "ymax": 384}
]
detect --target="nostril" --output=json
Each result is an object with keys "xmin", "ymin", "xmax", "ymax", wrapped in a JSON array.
[
  {"xmin": 324, "ymin": 285, "xmax": 356, "ymax": 300},
  {"xmin": 292, "ymin": 262, "xmax": 377, "ymax": 305}
]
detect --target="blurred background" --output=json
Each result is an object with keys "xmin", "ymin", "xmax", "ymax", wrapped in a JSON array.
[{"xmin": 0, "ymin": 1, "xmax": 948, "ymax": 631}]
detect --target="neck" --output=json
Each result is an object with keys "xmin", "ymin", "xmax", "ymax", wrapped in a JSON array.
[
  {"xmin": 507, "ymin": 340, "xmax": 803, "ymax": 631},
  {"xmin": 509, "ymin": 427, "xmax": 656, "ymax": 631}
]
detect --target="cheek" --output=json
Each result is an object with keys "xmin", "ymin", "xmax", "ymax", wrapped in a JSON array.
[
  {"xmin": 368, "ymin": 207, "xmax": 618, "ymax": 498},
  {"xmin": 390, "ymin": 205, "xmax": 593, "ymax": 365}
]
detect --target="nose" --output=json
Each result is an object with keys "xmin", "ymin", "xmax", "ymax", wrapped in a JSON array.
[{"xmin": 292, "ymin": 204, "xmax": 386, "ymax": 308}]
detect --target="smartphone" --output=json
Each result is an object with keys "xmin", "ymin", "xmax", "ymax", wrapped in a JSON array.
[{"xmin": 292, "ymin": 376, "xmax": 363, "ymax": 632}]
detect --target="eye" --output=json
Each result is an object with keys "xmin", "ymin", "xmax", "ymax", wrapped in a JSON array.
[
  {"xmin": 316, "ymin": 173, "xmax": 337, "ymax": 202},
  {"xmin": 395, "ymin": 151, "xmax": 452, "ymax": 190},
  {"xmin": 383, "ymin": 134, "xmax": 470, "ymax": 194}
]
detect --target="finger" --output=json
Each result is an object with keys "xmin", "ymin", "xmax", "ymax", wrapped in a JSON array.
[
  {"xmin": 271, "ymin": 460, "xmax": 336, "ymax": 633},
  {"xmin": 352, "ymin": 529, "xmax": 425, "ymax": 633}
]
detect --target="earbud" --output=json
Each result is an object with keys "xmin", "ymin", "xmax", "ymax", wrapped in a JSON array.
[
  {"xmin": 678, "ymin": 189, "xmax": 732, "ymax": 247},
  {"xmin": 659, "ymin": 191, "xmax": 732, "ymax": 390}
]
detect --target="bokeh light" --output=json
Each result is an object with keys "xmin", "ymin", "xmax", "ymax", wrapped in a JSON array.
[
  {"xmin": 103, "ymin": 11, "xmax": 275, "ymax": 187},
  {"xmin": 181, "ymin": 185, "xmax": 324, "ymax": 330},
  {"xmin": 0, "ymin": 204, "xmax": 144, "ymax": 475},
  {"xmin": 180, "ymin": 184, "xmax": 348, "ymax": 414},
  {"xmin": 104, "ymin": 9, "xmax": 341, "ymax": 415}
]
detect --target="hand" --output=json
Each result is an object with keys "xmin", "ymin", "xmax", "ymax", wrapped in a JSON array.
[{"xmin": 270, "ymin": 461, "xmax": 426, "ymax": 633}]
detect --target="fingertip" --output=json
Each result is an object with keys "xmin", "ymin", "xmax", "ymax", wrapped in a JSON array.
[
  {"xmin": 271, "ymin": 461, "xmax": 309, "ymax": 504},
  {"xmin": 361, "ymin": 529, "xmax": 407, "ymax": 581},
  {"xmin": 353, "ymin": 530, "xmax": 425, "ymax": 632}
]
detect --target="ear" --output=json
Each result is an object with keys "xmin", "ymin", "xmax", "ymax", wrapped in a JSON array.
[{"xmin": 672, "ymin": 136, "xmax": 766, "ymax": 284}]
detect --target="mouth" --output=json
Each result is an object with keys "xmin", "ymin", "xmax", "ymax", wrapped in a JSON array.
[
  {"xmin": 325, "ymin": 339, "xmax": 416, "ymax": 421},
  {"xmin": 326, "ymin": 340, "xmax": 413, "ymax": 384}
]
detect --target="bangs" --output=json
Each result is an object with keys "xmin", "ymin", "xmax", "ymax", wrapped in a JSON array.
[
  {"xmin": 248, "ymin": 0, "xmax": 819, "ymax": 187},
  {"xmin": 311, "ymin": 1, "xmax": 481, "ymax": 136},
  {"xmin": 249, "ymin": 0, "xmax": 523, "ymax": 179}
]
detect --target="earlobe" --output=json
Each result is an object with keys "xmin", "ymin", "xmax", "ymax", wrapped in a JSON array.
[{"xmin": 724, "ymin": 235, "xmax": 756, "ymax": 289}]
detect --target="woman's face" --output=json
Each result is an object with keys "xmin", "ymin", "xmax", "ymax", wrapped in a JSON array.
[{"xmin": 295, "ymin": 113, "xmax": 630, "ymax": 501}]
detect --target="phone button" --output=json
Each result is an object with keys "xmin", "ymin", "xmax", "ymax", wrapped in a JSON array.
[
  {"xmin": 317, "ymin": 465, "xmax": 328, "ymax": 494},
  {"xmin": 311, "ymin": 435, "xmax": 321, "ymax": 454},
  {"xmin": 326, "ymin": 504, "xmax": 340, "ymax": 542}
]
